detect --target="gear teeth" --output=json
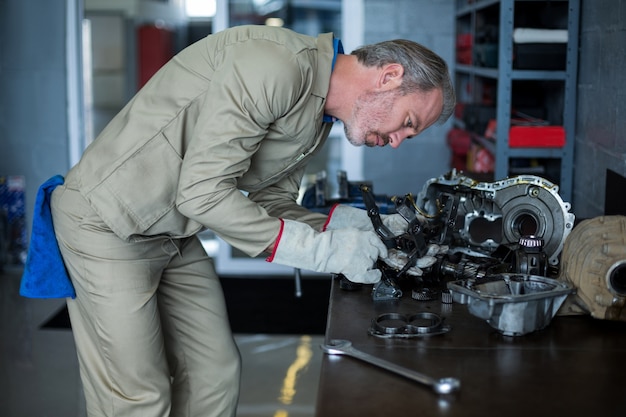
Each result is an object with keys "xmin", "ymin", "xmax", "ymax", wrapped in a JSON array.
[{"xmin": 411, "ymin": 288, "xmax": 438, "ymax": 301}]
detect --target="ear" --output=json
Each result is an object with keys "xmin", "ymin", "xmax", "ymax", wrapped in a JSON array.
[{"xmin": 377, "ymin": 63, "xmax": 404, "ymax": 91}]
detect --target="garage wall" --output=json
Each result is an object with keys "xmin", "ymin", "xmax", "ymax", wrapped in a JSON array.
[
  {"xmin": 360, "ymin": 0, "xmax": 456, "ymax": 198},
  {"xmin": 0, "ymin": 0, "xmax": 72, "ymax": 240},
  {"xmin": 4, "ymin": 0, "xmax": 625, "ymax": 239},
  {"xmin": 573, "ymin": 0, "xmax": 626, "ymax": 217}
]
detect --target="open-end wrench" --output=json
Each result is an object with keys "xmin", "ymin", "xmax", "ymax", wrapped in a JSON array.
[{"xmin": 321, "ymin": 339, "xmax": 460, "ymax": 395}]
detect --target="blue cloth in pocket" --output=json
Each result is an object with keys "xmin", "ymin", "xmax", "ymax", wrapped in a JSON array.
[{"xmin": 19, "ymin": 175, "xmax": 76, "ymax": 299}]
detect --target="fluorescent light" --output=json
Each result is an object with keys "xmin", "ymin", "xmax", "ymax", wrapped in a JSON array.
[
  {"xmin": 265, "ymin": 17, "xmax": 284, "ymax": 27},
  {"xmin": 186, "ymin": 0, "xmax": 216, "ymax": 17}
]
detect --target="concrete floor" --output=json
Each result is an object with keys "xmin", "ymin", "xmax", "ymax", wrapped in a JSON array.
[{"xmin": 0, "ymin": 265, "xmax": 322, "ymax": 417}]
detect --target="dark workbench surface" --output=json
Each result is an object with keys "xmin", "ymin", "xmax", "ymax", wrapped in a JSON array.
[{"xmin": 315, "ymin": 277, "xmax": 626, "ymax": 417}]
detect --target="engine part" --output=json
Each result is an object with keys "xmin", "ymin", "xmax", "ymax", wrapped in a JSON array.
[
  {"xmin": 361, "ymin": 184, "xmax": 428, "ymax": 270},
  {"xmin": 416, "ymin": 171, "xmax": 575, "ymax": 266},
  {"xmin": 361, "ymin": 184, "xmax": 397, "ymax": 249},
  {"xmin": 558, "ymin": 215, "xmax": 626, "ymax": 321},
  {"xmin": 447, "ymin": 273, "xmax": 575, "ymax": 336},
  {"xmin": 513, "ymin": 235, "xmax": 548, "ymax": 276},
  {"xmin": 411, "ymin": 288, "xmax": 439, "ymax": 301},
  {"xmin": 369, "ymin": 260, "xmax": 404, "ymax": 300},
  {"xmin": 368, "ymin": 312, "xmax": 450, "ymax": 338},
  {"xmin": 349, "ymin": 171, "xmax": 574, "ymax": 306},
  {"xmin": 321, "ymin": 339, "xmax": 460, "ymax": 394},
  {"xmin": 372, "ymin": 278, "xmax": 403, "ymax": 300},
  {"xmin": 437, "ymin": 255, "xmax": 498, "ymax": 280},
  {"xmin": 335, "ymin": 273, "xmax": 363, "ymax": 291}
]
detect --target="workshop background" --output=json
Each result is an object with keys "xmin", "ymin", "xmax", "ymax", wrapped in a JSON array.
[{"xmin": 1, "ymin": 0, "xmax": 625, "ymax": 416}]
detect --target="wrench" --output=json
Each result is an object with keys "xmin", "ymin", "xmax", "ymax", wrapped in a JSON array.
[{"xmin": 321, "ymin": 339, "xmax": 460, "ymax": 394}]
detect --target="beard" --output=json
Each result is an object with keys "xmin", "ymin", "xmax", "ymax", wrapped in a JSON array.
[{"xmin": 343, "ymin": 89, "xmax": 400, "ymax": 147}]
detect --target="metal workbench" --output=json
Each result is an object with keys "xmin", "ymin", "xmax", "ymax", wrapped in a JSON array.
[{"xmin": 315, "ymin": 277, "xmax": 626, "ymax": 417}]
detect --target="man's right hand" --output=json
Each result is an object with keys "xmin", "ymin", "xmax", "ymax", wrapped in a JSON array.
[{"xmin": 267, "ymin": 219, "xmax": 388, "ymax": 283}]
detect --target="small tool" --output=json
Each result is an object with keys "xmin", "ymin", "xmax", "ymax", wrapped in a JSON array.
[
  {"xmin": 321, "ymin": 339, "xmax": 460, "ymax": 394},
  {"xmin": 360, "ymin": 184, "xmax": 396, "ymax": 249}
]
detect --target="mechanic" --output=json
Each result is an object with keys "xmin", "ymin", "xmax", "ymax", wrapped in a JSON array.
[{"xmin": 49, "ymin": 25, "xmax": 454, "ymax": 416}]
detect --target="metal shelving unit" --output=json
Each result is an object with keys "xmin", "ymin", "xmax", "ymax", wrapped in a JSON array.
[{"xmin": 454, "ymin": 0, "xmax": 579, "ymax": 201}]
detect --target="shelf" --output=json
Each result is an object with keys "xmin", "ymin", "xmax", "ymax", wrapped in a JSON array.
[
  {"xmin": 456, "ymin": 0, "xmax": 501, "ymax": 17},
  {"xmin": 291, "ymin": 0, "xmax": 342, "ymax": 11},
  {"xmin": 454, "ymin": 0, "xmax": 579, "ymax": 202},
  {"xmin": 455, "ymin": 64, "xmax": 567, "ymax": 81},
  {"xmin": 504, "ymin": 147, "xmax": 569, "ymax": 158},
  {"xmin": 510, "ymin": 70, "xmax": 568, "ymax": 81},
  {"xmin": 465, "ymin": 133, "xmax": 568, "ymax": 160},
  {"xmin": 455, "ymin": 64, "xmax": 499, "ymax": 79},
  {"xmin": 456, "ymin": 0, "xmax": 569, "ymax": 16}
]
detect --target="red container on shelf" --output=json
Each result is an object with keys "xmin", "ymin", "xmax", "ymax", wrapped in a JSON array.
[
  {"xmin": 509, "ymin": 125, "xmax": 565, "ymax": 148},
  {"xmin": 456, "ymin": 33, "xmax": 473, "ymax": 65},
  {"xmin": 456, "ymin": 33, "xmax": 473, "ymax": 48}
]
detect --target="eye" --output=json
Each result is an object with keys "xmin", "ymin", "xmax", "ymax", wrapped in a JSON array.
[{"xmin": 406, "ymin": 118, "xmax": 413, "ymax": 128}]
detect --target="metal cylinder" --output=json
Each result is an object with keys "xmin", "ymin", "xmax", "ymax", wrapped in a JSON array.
[{"xmin": 515, "ymin": 235, "xmax": 547, "ymax": 276}]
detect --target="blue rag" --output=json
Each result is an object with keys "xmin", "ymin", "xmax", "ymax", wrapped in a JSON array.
[{"xmin": 19, "ymin": 175, "xmax": 76, "ymax": 299}]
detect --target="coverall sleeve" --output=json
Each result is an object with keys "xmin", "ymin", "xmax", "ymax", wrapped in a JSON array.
[
  {"xmin": 176, "ymin": 39, "xmax": 317, "ymax": 257},
  {"xmin": 247, "ymin": 165, "xmax": 328, "ymax": 232}
]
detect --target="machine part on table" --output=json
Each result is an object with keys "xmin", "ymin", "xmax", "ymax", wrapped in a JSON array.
[
  {"xmin": 558, "ymin": 216, "xmax": 626, "ymax": 321},
  {"xmin": 513, "ymin": 235, "xmax": 548, "ymax": 276},
  {"xmin": 441, "ymin": 289, "xmax": 453, "ymax": 304},
  {"xmin": 338, "ymin": 171, "xmax": 574, "ymax": 304},
  {"xmin": 411, "ymin": 287, "xmax": 439, "ymax": 301},
  {"xmin": 372, "ymin": 278, "xmax": 403, "ymax": 300},
  {"xmin": 368, "ymin": 312, "xmax": 450, "ymax": 338},
  {"xmin": 438, "ymin": 255, "xmax": 492, "ymax": 280},
  {"xmin": 361, "ymin": 184, "xmax": 430, "ymax": 274},
  {"xmin": 415, "ymin": 170, "xmax": 575, "ymax": 267},
  {"xmin": 335, "ymin": 273, "xmax": 363, "ymax": 291},
  {"xmin": 435, "ymin": 247, "xmax": 515, "ymax": 285},
  {"xmin": 360, "ymin": 184, "xmax": 397, "ymax": 249},
  {"xmin": 447, "ymin": 273, "xmax": 575, "ymax": 336},
  {"xmin": 321, "ymin": 339, "xmax": 460, "ymax": 394},
  {"xmin": 339, "ymin": 278, "xmax": 362, "ymax": 291},
  {"xmin": 370, "ymin": 260, "xmax": 408, "ymax": 301}
]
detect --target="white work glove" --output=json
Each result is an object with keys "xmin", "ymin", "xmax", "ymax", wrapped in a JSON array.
[
  {"xmin": 268, "ymin": 219, "xmax": 388, "ymax": 284},
  {"xmin": 382, "ymin": 243, "xmax": 449, "ymax": 276},
  {"xmin": 324, "ymin": 204, "xmax": 409, "ymax": 235},
  {"xmin": 325, "ymin": 205, "xmax": 442, "ymax": 276}
]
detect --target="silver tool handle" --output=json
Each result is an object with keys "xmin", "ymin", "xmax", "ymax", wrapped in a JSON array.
[
  {"xmin": 323, "ymin": 340, "xmax": 460, "ymax": 394},
  {"xmin": 344, "ymin": 345, "xmax": 438, "ymax": 386}
]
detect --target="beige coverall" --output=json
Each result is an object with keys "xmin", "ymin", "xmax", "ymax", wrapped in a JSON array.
[{"xmin": 51, "ymin": 25, "xmax": 337, "ymax": 416}]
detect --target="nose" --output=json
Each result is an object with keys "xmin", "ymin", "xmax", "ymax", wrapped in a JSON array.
[{"xmin": 388, "ymin": 132, "xmax": 411, "ymax": 149}]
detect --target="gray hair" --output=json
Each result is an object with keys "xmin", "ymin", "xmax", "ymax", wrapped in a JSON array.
[{"xmin": 351, "ymin": 39, "xmax": 456, "ymax": 125}]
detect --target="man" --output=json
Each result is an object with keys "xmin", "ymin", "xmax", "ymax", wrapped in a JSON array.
[{"xmin": 50, "ymin": 25, "xmax": 454, "ymax": 416}]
